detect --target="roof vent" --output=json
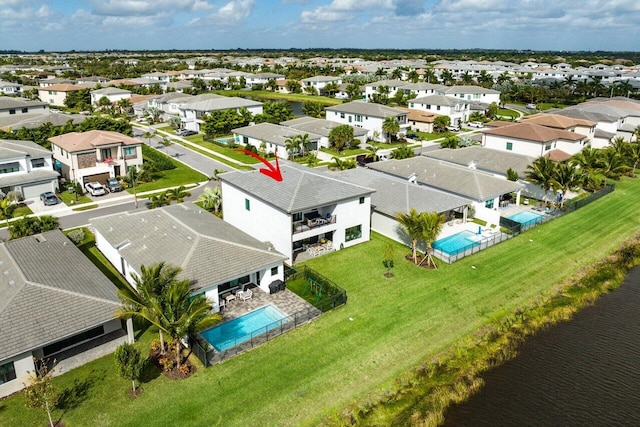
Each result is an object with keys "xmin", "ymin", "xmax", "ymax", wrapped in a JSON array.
[
  {"xmin": 3, "ymin": 270, "xmax": 8, "ymax": 276},
  {"xmin": 8, "ymin": 280, "xmax": 15, "ymax": 286},
  {"xmin": 468, "ymin": 161, "xmax": 477, "ymax": 169},
  {"xmin": 108, "ymin": 226, "xmax": 113, "ymax": 232},
  {"xmin": 408, "ymin": 173, "xmax": 417, "ymax": 184}
]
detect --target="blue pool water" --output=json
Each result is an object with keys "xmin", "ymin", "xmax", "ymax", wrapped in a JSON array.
[
  {"xmin": 508, "ymin": 211, "xmax": 544, "ymax": 226},
  {"xmin": 433, "ymin": 230, "xmax": 482, "ymax": 255},
  {"xmin": 201, "ymin": 305, "xmax": 287, "ymax": 351}
]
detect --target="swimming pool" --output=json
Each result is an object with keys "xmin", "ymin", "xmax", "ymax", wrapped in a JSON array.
[
  {"xmin": 433, "ymin": 230, "xmax": 483, "ymax": 255},
  {"xmin": 201, "ymin": 305, "xmax": 288, "ymax": 352},
  {"xmin": 508, "ymin": 211, "xmax": 544, "ymax": 227}
]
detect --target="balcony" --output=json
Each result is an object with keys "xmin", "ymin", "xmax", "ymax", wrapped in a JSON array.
[{"xmin": 292, "ymin": 211, "xmax": 337, "ymax": 235}]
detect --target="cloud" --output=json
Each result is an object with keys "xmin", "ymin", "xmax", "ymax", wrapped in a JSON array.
[
  {"xmin": 89, "ymin": 0, "xmax": 211, "ymax": 16},
  {"xmin": 190, "ymin": 0, "xmax": 254, "ymax": 26},
  {"xmin": 301, "ymin": 0, "xmax": 392, "ymax": 23}
]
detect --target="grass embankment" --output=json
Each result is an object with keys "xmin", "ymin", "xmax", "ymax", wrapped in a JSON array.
[
  {"xmin": 2, "ymin": 178, "xmax": 640, "ymax": 426},
  {"xmin": 131, "ymin": 146, "xmax": 208, "ymax": 193},
  {"xmin": 320, "ymin": 147, "xmax": 368, "ymax": 157},
  {"xmin": 182, "ymin": 134, "xmax": 261, "ymax": 165}
]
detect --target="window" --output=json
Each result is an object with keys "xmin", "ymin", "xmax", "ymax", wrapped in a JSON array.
[
  {"xmin": 345, "ymin": 225, "xmax": 362, "ymax": 242},
  {"xmin": 436, "ymin": 106, "xmax": 441, "ymax": 111},
  {"xmin": 0, "ymin": 361, "xmax": 16, "ymax": 385},
  {"xmin": 348, "ymin": 116, "xmax": 352, "ymax": 123},
  {"xmin": 43, "ymin": 325, "xmax": 105, "ymax": 357},
  {"xmin": 31, "ymin": 158, "xmax": 45, "ymax": 168},
  {"xmin": 48, "ymin": 91, "xmax": 53, "ymax": 95},
  {"xmin": 355, "ymin": 115, "xmax": 362, "ymax": 122},
  {"xmin": 506, "ymin": 142, "xmax": 513, "ymax": 151},
  {"xmin": 426, "ymin": 104, "xmax": 431, "ymax": 109},
  {"xmin": 101, "ymin": 148, "xmax": 112, "ymax": 159},
  {"xmin": 544, "ymin": 142, "xmax": 552, "ymax": 151},
  {"xmin": 21, "ymin": 108, "xmax": 28, "ymax": 113},
  {"xmin": 271, "ymin": 266, "xmax": 278, "ymax": 275},
  {"xmin": 292, "ymin": 212, "xmax": 303, "ymax": 222},
  {"xmin": 9, "ymin": 109, "xmax": 15, "ymax": 115},
  {"xmin": 124, "ymin": 146, "xmax": 136, "ymax": 156},
  {"xmin": 359, "ymin": 196, "xmax": 365, "ymax": 204},
  {"xmin": 243, "ymin": 136, "xmax": 248, "ymax": 144},
  {"xmin": 0, "ymin": 162, "xmax": 19, "ymax": 174},
  {"xmin": 245, "ymin": 198, "xmax": 250, "ymax": 211},
  {"xmin": 340, "ymin": 112, "xmax": 345, "ymax": 119},
  {"xmin": 485, "ymin": 199, "xmax": 494, "ymax": 208}
]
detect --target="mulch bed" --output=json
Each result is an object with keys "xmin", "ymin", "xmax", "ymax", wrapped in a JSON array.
[
  {"xmin": 149, "ymin": 347, "xmax": 196, "ymax": 380},
  {"xmin": 405, "ymin": 254, "xmax": 437, "ymax": 269}
]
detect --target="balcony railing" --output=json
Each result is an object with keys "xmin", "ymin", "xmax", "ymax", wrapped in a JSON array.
[{"xmin": 292, "ymin": 214, "xmax": 336, "ymax": 234}]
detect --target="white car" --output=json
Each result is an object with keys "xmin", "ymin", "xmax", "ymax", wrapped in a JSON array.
[
  {"xmin": 468, "ymin": 121, "xmax": 484, "ymax": 128},
  {"xmin": 85, "ymin": 181, "xmax": 106, "ymax": 196}
]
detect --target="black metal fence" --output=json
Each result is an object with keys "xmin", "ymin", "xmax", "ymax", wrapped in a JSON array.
[
  {"xmin": 432, "ymin": 230, "xmax": 513, "ymax": 264},
  {"xmin": 285, "ymin": 265, "xmax": 348, "ymax": 312},
  {"xmin": 191, "ymin": 306, "xmax": 321, "ymax": 366}
]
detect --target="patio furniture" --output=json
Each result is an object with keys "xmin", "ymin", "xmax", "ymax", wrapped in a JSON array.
[
  {"xmin": 225, "ymin": 293, "xmax": 236, "ymax": 303},
  {"xmin": 238, "ymin": 290, "xmax": 253, "ymax": 301},
  {"xmin": 219, "ymin": 299, "xmax": 226, "ymax": 311}
]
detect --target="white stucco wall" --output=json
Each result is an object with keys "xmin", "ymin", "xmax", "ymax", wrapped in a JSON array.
[
  {"xmin": 222, "ymin": 181, "xmax": 294, "ymax": 262},
  {"xmin": 483, "ymin": 134, "xmax": 550, "ymax": 157},
  {"xmin": 0, "ymin": 352, "xmax": 35, "ymax": 399}
]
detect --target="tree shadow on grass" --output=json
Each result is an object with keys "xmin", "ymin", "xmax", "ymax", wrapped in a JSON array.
[
  {"xmin": 55, "ymin": 368, "xmax": 106, "ymax": 424},
  {"xmin": 139, "ymin": 358, "xmax": 161, "ymax": 384}
]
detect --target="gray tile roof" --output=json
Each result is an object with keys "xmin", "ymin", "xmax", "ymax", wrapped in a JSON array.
[
  {"xmin": 0, "ymin": 139, "xmax": 52, "ymax": 158},
  {"xmin": 0, "ymin": 112, "xmax": 87, "ymax": 131},
  {"xmin": 335, "ymin": 168, "xmax": 470, "ymax": 217},
  {"xmin": 325, "ymin": 101, "xmax": 407, "ymax": 118},
  {"xmin": 280, "ymin": 117, "xmax": 368, "ymax": 138},
  {"xmin": 423, "ymin": 147, "xmax": 535, "ymax": 179},
  {"xmin": 232, "ymin": 122, "xmax": 321, "ymax": 147},
  {"xmin": 409, "ymin": 95, "xmax": 467, "ymax": 106},
  {"xmin": 368, "ymin": 157, "xmax": 523, "ymax": 202},
  {"xmin": 90, "ymin": 203, "xmax": 286, "ymax": 291},
  {"xmin": 91, "ymin": 87, "xmax": 131, "ymax": 95},
  {"xmin": 0, "ymin": 97, "xmax": 48, "ymax": 110},
  {"xmin": 0, "ymin": 230, "xmax": 120, "ymax": 360},
  {"xmin": 440, "ymin": 85, "xmax": 501, "ymax": 95},
  {"xmin": 219, "ymin": 161, "xmax": 375, "ymax": 213},
  {"xmin": 0, "ymin": 169, "xmax": 59, "ymax": 187}
]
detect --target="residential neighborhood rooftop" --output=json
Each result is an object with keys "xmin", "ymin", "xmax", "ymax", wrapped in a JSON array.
[
  {"xmin": 325, "ymin": 101, "xmax": 407, "ymax": 118},
  {"xmin": 280, "ymin": 117, "xmax": 368, "ymax": 138},
  {"xmin": 220, "ymin": 161, "xmax": 375, "ymax": 213},
  {"xmin": 90, "ymin": 203, "xmax": 287, "ymax": 292},
  {"xmin": 482, "ymin": 122, "xmax": 586, "ymax": 142},
  {"xmin": 232, "ymin": 122, "xmax": 321, "ymax": 147},
  {"xmin": 423, "ymin": 146, "xmax": 536, "ymax": 178},
  {"xmin": 0, "ymin": 230, "xmax": 121, "ymax": 361},
  {"xmin": 49, "ymin": 129, "xmax": 140, "ymax": 152}
]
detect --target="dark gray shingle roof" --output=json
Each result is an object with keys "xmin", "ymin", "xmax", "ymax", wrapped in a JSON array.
[
  {"xmin": 0, "ymin": 230, "xmax": 120, "ymax": 360},
  {"xmin": 423, "ymin": 147, "xmax": 535, "ymax": 178},
  {"xmin": 220, "ymin": 162, "xmax": 374, "ymax": 213}
]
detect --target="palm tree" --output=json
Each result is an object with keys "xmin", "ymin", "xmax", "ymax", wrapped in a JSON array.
[
  {"xmin": 390, "ymin": 146, "xmax": 414, "ymax": 160},
  {"xmin": 197, "ymin": 186, "xmax": 222, "ymax": 213},
  {"xmin": 284, "ymin": 135, "xmax": 302, "ymax": 158},
  {"xmin": 0, "ymin": 198, "xmax": 16, "ymax": 228},
  {"xmin": 365, "ymin": 145, "xmax": 380, "ymax": 162},
  {"xmin": 345, "ymin": 83, "xmax": 361, "ymax": 100},
  {"xmin": 423, "ymin": 68, "xmax": 437, "ymax": 84},
  {"xmin": 298, "ymin": 133, "xmax": 312, "ymax": 157},
  {"xmin": 116, "ymin": 262, "xmax": 182, "ymax": 354},
  {"xmin": 551, "ymin": 162, "xmax": 585, "ymax": 208},
  {"xmin": 420, "ymin": 212, "xmax": 446, "ymax": 268},
  {"xmin": 160, "ymin": 278, "xmax": 221, "ymax": 368},
  {"xmin": 395, "ymin": 208, "xmax": 423, "ymax": 264},
  {"xmin": 142, "ymin": 130, "xmax": 155, "ymax": 145},
  {"xmin": 148, "ymin": 193, "xmax": 169, "ymax": 209},
  {"xmin": 166, "ymin": 186, "xmax": 191, "ymax": 204},
  {"xmin": 118, "ymin": 98, "xmax": 132, "ymax": 115},
  {"xmin": 302, "ymin": 102, "xmax": 324, "ymax": 119},
  {"xmin": 525, "ymin": 157, "xmax": 557, "ymax": 202},
  {"xmin": 600, "ymin": 148, "xmax": 630, "ymax": 180},
  {"xmin": 382, "ymin": 116, "xmax": 400, "ymax": 143},
  {"xmin": 157, "ymin": 136, "xmax": 174, "ymax": 156},
  {"xmin": 626, "ymin": 142, "xmax": 640, "ymax": 175},
  {"xmin": 328, "ymin": 156, "xmax": 356, "ymax": 171}
]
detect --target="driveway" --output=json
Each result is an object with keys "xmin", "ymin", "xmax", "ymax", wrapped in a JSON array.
[{"xmin": 25, "ymin": 196, "xmax": 66, "ymax": 215}]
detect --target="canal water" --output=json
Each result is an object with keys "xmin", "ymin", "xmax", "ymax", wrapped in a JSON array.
[{"xmin": 443, "ymin": 266, "xmax": 640, "ymax": 426}]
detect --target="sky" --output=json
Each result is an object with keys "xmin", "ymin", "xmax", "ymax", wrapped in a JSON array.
[{"xmin": 1, "ymin": 0, "xmax": 639, "ymax": 52}]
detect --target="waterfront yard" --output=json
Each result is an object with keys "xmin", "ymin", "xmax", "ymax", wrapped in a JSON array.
[{"xmin": 2, "ymin": 178, "xmax": 640, "ymax": 426}]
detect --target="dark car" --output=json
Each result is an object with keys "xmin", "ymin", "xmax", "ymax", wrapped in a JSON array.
[
  {"xmin": 39, "ymin": 192, "xmax": 59, "ymax": 206},
  {"xmin": 176, "ymin": 128, "xmax": 197, "ymax": 137},
  {"xmin": 406, "ymin": 132, "xmax": 420, "ymax": 139},
  {"xmin": 105, "ymin": 178, "xmax": 123, "ymax": 192}
]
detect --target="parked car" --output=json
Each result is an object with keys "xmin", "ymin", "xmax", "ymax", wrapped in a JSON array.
[
  {"xmin": 176, "ymin": 128, "xmax": 197, "ymax": 137},
  {"xmin": 526, "ymin": 103, "xmax": 537, "ymax": 110},
  {"xmin": 446, "ymin": 125, "xmax": 460, "ymax": 132},
  {"xmin": 467, "ymin": 121, "xmax": 484, "ymax": 128},
  {"xmin": 406, "ymin": 132, "xmax": 420, "ymax": 139},
  {"xmin": 39, "ymin": 192, "xmax": 59, "ymax": 206},
  {"xmin": 85, "ymin": 182, "xmax": 106, "ymax": 196},
  {"xmin": 105, "ymin": 178, "xmax": 123, "ymax": 192}
]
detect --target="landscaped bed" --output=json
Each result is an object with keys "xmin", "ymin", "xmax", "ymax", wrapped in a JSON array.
[{"xmin": 3, "ymin": 178, "xmax": 640, "ymax": 426}]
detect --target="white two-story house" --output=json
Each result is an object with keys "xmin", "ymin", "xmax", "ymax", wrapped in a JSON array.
[
  {"xmin": 408, "ymin": 95, "xmax": 470, "ymax": 126},
  {"xmin": 300, "ymin": 76, "xmax": 343, "ymax": 95},
  {"xmin": 482, "ymin": 123, "xmax": 588, "ymax": 158},
  {"xmin": 179, "ymin": 96, "xmax": 263, "ymax": 133},
  {"xmin": 90, "ymin": 87, "xmax": 132, "ymax": 105},
  {"xmin": 220, "ymin": 162, "xmax": 374, "ymax": 264},
  {"xmin": 0, "ymin": 139, "xmax": 59, "ymax": 199},
  {"xmin": 232, "ymin": 122, "xmax": 322, "ymax": 159},
  {"xmin": 325, "ymin": 101, "xmax": 409, "ymax": 142},
  {"xmin": 49, "ymin": 130, "xmax": 143, "ymax": 185}
]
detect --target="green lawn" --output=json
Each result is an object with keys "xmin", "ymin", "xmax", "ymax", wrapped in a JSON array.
[
  {"xmin": 3, "ymin": 178, "xmax": 640, "ymax": 426},
  {"xmin": 132, "ymin": 150, "xmax": 207, "ymax": 193},
  {"xmin": 320, "ymin": 147, "xmax": 368, "ymax": 157},
  {"xmin": 181, "ymin": 134, "xmax": 261, "ymax": 165},
  {"xmin": 368, "ymin": 141, "xmax": 409, "ymax": 149},
  {"xmin": 58, "ymin": 190, "xmax": 93, "ymax": 206},
  {"xmin": 417, "ymin": 131, "xmax": 445, "ymax": 141}
]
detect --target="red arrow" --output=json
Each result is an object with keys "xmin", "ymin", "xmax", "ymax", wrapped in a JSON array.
[{"xmin": 235, "ymin": 149, "xmax": 283, "ymax": 182}]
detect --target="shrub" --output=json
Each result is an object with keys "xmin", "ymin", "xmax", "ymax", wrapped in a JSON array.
[
  {"xmin": 6, "ymin": 190, "xmax": 24, "ymax": 203},
  {"xmin": 66, "ymin": 229, "xmax": 85, "ymax": 244},
  {"xmin": 142, "ymin": 145, "xmax": 176, "ymax": 171}
]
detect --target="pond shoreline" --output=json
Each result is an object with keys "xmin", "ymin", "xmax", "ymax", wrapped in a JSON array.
[{"xmin": 336, "ymin": 232, "xmax": 640, "ymax": 426}]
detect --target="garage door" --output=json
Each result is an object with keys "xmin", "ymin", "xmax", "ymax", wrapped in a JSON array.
[
  {"xmin": 22, "ymin": 182, "xmax": 54, "ymax": 199},
  {"xmin": 83, "ymin": 173, "xmax": 110, "ymax": 186}
]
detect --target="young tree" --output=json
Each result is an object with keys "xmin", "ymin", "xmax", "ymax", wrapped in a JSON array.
[
  {"xmin": 23, "ymin": 358, "xmax": 58, "ymax": 427},
  {"xmin": 302, "ymin": 101, "xmax": 324, "ymax": 118},
  {"xmin": 114, "ymin": 343, "xmax": 145, "ymax": 396},
  {"xmin": 166, "ymin": 186, "xmax": 191, "ymax": 204},
  {"xmin": 390, "ymin": 146, "xmax": 414, "ymax": 160},
  {"xmin": 328, "ymin": 156, "xmax": 356, "ymax": 171},
  {"xmin": 382, "ymin": 243, "xmax": 395, "ymax": 278},
  {"xmin": 506, "ymin": 167, "xmax": 519, "ymax": 181},
  {"xmin": 157, "ymin": 136, "xmax": 174, "ymax": 156},
  {"xmin": 284, "ymin": 134, "xmax": 302, "ymax": 158},
  {"xmin": 433, "ymin": 116, "xmax": 451, "ymax": 133},
  {"xmin": 197, "ymin": 186, "xmax": 222, "ymax": 214},
  {"xmin": 551, "ymin": 161, "xmax": 585, "ymax": 208},
  {"xmin": 525, "ymin": 157, "xmax": 557, "ymax": 202}
]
